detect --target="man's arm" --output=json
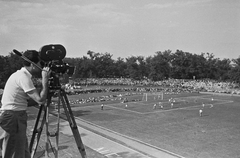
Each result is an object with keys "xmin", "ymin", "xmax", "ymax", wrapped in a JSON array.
[
  {"xmin": 27, "ymin": 88, "xmax": 48, "ymax": 105},
  {"xmin": 27, "ymin": 67, "xmax": 50, "ymax": 105}
]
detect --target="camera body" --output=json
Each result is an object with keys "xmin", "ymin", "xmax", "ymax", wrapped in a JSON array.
[
  {"xmin": 39, "ymin": 44, "xmax": 75, "ymax": 89},
  {"xmin": 39, "ymin": 44, "xmax": 75, "ymax": 75}
]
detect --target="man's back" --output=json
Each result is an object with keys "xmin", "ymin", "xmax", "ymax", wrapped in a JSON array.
[{"xmin": 1, "ymin": 67, "xmax": 35, "ymax": 111}]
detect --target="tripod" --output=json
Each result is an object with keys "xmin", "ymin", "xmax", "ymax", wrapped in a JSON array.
[{"xmin": 29, "ymin": 86, "xmax": 87, "ymax": 158}]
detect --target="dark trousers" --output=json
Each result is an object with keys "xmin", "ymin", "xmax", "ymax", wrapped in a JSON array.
[{"xmin": 0, "ymin": 110, "xmax": 30, "ymax": 158}]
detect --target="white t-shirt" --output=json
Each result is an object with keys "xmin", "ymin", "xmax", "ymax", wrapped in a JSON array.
[{"xmin": 1, "ymin": 67, "xmax": 36, "ymax": 111}]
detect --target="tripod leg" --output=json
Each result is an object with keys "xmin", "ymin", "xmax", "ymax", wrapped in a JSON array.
[
  {"xmin": 45, "ymin": 94, "xmax": 55, "ymax": 158},
  {"xmin": 29, "ymin": 104, "xmax": 47, "ymax": 158},
  {"xmin": 55, "ymin": 92, "xmax": 61, "ymax": 158},
  {"xmin": 45, "ymin": 102, "xmax": 49, "ymax": 158},
  {"xmin": 60, "ymin": 89, "xmax": 87, "ymax": 158},
  {"xmin": 41, "ymin": 90, "xmax": 61, "ymax": 158}
]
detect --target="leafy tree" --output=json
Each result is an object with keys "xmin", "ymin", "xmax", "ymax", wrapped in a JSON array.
[
  {"xmin": 1, "ymin": 48, "xmax": 240, "ymax": 85},
  {"xmin": 113, "ymin": 57, "xmax": 127, "ymax": 78},
  {"xmin": 203, "ymin": 53, "xmax": 218, "ymax": 79},
  {"xmin": 214, "ymin": 58, "xmax": 231, "ymax": 80},
  {"xmin": 94, "ymin": 52, "xmax": 114, "ymax": 78},
  {"xmin": 0, "ymin": 55, "xmax": 7, "ymax": 88},
  {"xmin": 4, "ymin": 53, "xmax": 23, "ymax": 78},
  {"xmin": 76, "ymin": 56, "xmax": 94, "ymax": 78},
  {"xmin": 230, "ymin": 57, "xmax": 240, "ymax": 83},
  {"xmin": 171, "ymin": 50, "xmax": 192, "ymax": 79},
  {"xmin": 125, "ymin": 56, "xmax": 142, "ymax": 80},
  {"xmin": 148, "ymin": 51, "xmax": 172, "ymax": 81},
  {"xmin": 194, "ymin": 53, "xmax": 208, "ymax": 79}
]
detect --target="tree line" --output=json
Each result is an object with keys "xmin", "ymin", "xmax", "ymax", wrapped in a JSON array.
[{"xmin": 1, "ymin": 49, "xmax": 240, "ymax": 88}]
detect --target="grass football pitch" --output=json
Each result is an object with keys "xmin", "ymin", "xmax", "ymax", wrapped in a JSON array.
[{"xmin": 58, "ymin": 91, "xmax": 240, "ymax": 158}]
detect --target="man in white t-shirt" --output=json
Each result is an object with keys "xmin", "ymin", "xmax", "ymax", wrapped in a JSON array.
[{"xmin": 0, "ymin": 50, "xmax": 51, "ymax": 158}]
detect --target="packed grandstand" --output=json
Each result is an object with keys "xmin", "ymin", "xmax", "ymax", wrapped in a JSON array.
[
  {"xmin": 1, "ymin": 78, "xmax": 239, "ymax": 104},
  {"xmin": 63, "ymin": 78, "xmax": 239, "ymax": 94}
]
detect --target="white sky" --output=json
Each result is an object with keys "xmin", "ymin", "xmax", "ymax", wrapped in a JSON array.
[{"xmin": 0, "ymin": 0, "xmax": 239, "ymax": 59}]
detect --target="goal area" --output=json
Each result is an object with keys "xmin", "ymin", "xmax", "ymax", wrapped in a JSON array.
[{"xmin": 142, "ymin": 92, "xmax": 163, "ymax": 102}]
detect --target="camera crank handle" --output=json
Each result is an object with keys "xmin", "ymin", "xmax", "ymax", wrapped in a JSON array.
[
  {"xmin": 13, "ymin": 49, "xmax": 44, "ymax": 71},
  {"xmin": 13, "ymin": 49, "xmax": 23, "ymax": 56}
]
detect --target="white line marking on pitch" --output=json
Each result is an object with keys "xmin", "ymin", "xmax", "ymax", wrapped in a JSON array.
[
  {"xmin": 74, "ymin": 95, "xmax": 234, "ymax": 115},
  {"xmin": 143, "ymin": 99, "xmax": 234, "ymax": 114},
  {"xmin": 104, "ymin": 104, "xmax": 144, "ymax": 114}
]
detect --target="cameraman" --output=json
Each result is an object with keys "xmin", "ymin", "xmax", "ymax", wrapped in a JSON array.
[{"xmin": 0, "ymin": 50, "xmax": 51, "ymax": 158}]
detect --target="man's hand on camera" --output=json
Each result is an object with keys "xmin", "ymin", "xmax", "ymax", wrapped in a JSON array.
[{"xmin": 42, "ymin": 67, "xmax": 51, "ymax": 84}]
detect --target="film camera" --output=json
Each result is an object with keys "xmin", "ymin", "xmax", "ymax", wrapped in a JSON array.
[
  {"xmin": 39, "ymin": 44, "xmax": 75, "ymax": 89},
  {"xmin": 39, "ymin": 44, "xmax": 75, "ymax": 75},
  {"xmin": 13, "ymin": 44, "xmax": 75, "ymax": 89}
]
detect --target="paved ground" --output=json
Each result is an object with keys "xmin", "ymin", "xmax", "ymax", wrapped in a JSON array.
[{"xmin": 27, "ymin": 106, "xmax": 182, "ymax": 158}]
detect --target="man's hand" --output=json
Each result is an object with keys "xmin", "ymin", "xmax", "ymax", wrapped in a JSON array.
[{"xmin": 41, "ymin": 67, "xmax": 51, "ymax": 88}]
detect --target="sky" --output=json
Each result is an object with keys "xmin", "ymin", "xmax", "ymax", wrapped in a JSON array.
[{"xmin": 0, "ymin": 0, "xmax": 239, "ymax": 60}]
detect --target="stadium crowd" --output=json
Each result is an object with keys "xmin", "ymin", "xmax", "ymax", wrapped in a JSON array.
[
  {"xmin": 1, "ymin": 78, "xmax": 239, "ymax": 105},
  {"xmin": 64, "ymin": 78, "xmax": 239, "ymax": 94},
  {"xmin": 61, "ymin": 78, "xmax": 239, "ymax": 105}
]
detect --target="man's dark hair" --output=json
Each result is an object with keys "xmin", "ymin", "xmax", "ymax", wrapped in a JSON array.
[{"xmin": 22, "ymin": 50, "xmax": 39, "ymax": 66}]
